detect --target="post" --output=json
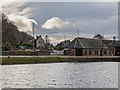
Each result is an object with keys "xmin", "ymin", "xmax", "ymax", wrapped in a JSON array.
[
  {"xmin": 82, "ymin": 49, "xmax": 84, "ymax": 56},
  {"xmin": 113, "ymin": 37, "xmax": 116, "ymax": 56},
  {"xmin": 32, "ymin": 22, "xmax": 35, "ymax": 52},
  {"xmin": 92, "ymin": 49, "xmax": 95, "ymax": 56},
  {"xmin": 87, "ymin": 49, "xmax": 89, "ymax": 57}
]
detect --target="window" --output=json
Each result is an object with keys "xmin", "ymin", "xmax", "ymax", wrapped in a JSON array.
[
  {"xmin": 89, "ymin": 49, "xmax": 92, "ymax": 55},
  {"xmin": 84, "ymin": 49, "xmax": 87, "ymax": 56},
  {"xmin": 95, "ymin": 50, "xmax": 98, "ymax": 55},
  {"xmin": 104, "ymin": 50, "xmax": 107, "ymax": 55}
]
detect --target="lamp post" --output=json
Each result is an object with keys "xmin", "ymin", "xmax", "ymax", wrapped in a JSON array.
[
  {"xmin": 30, "ymin": 20, "xmax": 38, "ymax": 53},
  {"xmin": 32, "ymin": 22, "xmax": 35, "ymax": 52}
]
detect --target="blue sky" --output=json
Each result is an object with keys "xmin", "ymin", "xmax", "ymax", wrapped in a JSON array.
[{"xmin": 1, "ymin": 1, "xmax": 118, "ymax": 44}]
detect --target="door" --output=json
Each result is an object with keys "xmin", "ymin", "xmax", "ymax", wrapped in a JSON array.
[
  {"xmin": 76, "ymin": 48, "xmax": 82, "ymax": 56},
  {"xmin": 115, "ymin": 47, "xmax": 120, "ymax": 56}
]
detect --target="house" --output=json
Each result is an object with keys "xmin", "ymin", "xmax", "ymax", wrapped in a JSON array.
[
  {"xmin": 102, "ymin": 37, "xmax": 120, "ymax": 56},
  {"xmin": 64, "ymin": 37, "xmax": 109, "ymax": 56},
  {"xmin": 55, "ymin": 40, "xmax": 70, "ymax": 51},
  {"xmin": 34, "ymin": 35, "xmax": 54, "ymax": 51},
  {"xmin": 35, "ymin": 35, "xmax": 45, "ymax": 49}
]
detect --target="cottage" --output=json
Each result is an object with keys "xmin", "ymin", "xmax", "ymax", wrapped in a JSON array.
[
  {"xmin": 64, "ymin": 37, "xmax": 109, "ymax": 56},
  {"xmin": 35, "ymin": 35, "xmax": 45, "ymax": 49}
]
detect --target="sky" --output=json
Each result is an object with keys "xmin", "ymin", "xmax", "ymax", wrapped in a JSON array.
[{"xmin": 1, "ymin": 0, "xmax": 119, "ymax": 44}]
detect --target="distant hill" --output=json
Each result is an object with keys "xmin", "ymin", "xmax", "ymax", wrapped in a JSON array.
[{"xmin": 2, "ymin": 13, "xmax": 33, "ymax": 50}]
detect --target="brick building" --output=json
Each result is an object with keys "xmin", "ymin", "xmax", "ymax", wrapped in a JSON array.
[{"xmin": 64, "ymin": 37, "xmax": 120, "ymax": 56}]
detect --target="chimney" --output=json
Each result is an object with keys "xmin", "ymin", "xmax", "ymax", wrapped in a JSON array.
[
  {"xmin": 36, "ymin": 36, "xmax": 39, "ymax": 39},
  {"xmin": 113, "ymin": 37, "xmax": 116, "ymax": 41}
]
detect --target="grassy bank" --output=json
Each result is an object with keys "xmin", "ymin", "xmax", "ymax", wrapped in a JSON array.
[
  {"xmin": 2, "ymin": 57, "xmax": 66, "ymax": 65},
  {"xmin": 2, "ymin": 56, "xmax": 119, "ymax": 65}
]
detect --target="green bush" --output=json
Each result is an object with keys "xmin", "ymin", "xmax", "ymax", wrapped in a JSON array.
[{"xmin": 2, "ymin": 42, "xmax": 11, "ymax": 51}]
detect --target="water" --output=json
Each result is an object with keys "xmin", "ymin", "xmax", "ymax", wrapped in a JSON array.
[{"xmin": 2, "ymin": 62, "xmax": 118, "ymax": 88}]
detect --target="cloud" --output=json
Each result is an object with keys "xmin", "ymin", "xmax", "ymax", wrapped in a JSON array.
[
  {"xmin": 1, "ymin": 2, "xmax": 37, "ymax": 32},
  {"xmin": 20, "ymin": 7, "xmax": 33, "ymax": 17},
  {"xmin": 8, "ymin": 15, "xmax": 37, "ymax": 32},
  {"xmin": 42, "ymin": 17, "xmax": 70, "ymax": 29},
  {"xmin": 29, "ymin": 19, "xmax": 38, "ymax": 25},
  {"xmin": 72, "ymin": 14, "xmax": 117, "ymax": 34}
]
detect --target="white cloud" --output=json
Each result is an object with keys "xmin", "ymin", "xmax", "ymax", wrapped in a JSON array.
[
  {"xmin": 42, "ymin": 17, "xmax": 70, "ymax": 29},
  {"xmin": 8, "ymin": 15, "xmax": 37, "ymax": 32},
  {"xmin": 0, "ymin": 0, "xmax": 16, "ymax": 7},
  {"xmin": 1, "ymin": 1, "xmax": 37, "ymax": 32},
  {"xmin": 20, "ymin": 7, "xmax": 33, "ymax": 17},
  {"xmin": 49, "ymin": 36, "xmax": 68, "ymax": 44}
]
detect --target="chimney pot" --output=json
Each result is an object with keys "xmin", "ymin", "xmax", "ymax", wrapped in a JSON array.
[{"xmin": 113, "ymin": 37, "xmax": 116, "ymax": 41}]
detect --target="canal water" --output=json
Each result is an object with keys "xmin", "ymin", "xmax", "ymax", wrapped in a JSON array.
[{"xmin": 2, "ymin": 62, "xmax": 118, "ymax": 88}]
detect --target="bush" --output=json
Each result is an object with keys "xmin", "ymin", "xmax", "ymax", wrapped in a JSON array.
[{"xmin": 2, "ymin": 42, "xmax": 11, "ymax": 51}]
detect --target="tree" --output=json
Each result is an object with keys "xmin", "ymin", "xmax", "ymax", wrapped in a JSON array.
[
  {"xmin": 2, "ymin": 13, "xmax": 33, "ymax": 50},
  {"xmin": 57, "ymin": 46, "xmax": 64, "ymax": 51},
  {"xmin": 2, "ymin": 42, "xmax": 11, "ymax": 51},
  {"xmin": 93, "ymin": 34, "xmax": 105, "ymax": 40},
  {"xmin": 17, "ymin": 42, "xmax": 33, "ymax": 49}
]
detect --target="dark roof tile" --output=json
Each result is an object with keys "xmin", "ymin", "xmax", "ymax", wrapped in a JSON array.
[{"xmin": 65, "ymin": 37, "xmax": 108, "ymax": 49}]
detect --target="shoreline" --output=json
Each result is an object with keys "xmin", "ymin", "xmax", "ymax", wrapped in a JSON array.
[{"xmin": 1, "ymin": 56, "xmax": 120, "ymax": 65}]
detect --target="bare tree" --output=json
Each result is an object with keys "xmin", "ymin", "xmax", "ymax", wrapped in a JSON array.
[{"xmin": 93, "ymin": 34, "xmax": 105, "ymax": 40}]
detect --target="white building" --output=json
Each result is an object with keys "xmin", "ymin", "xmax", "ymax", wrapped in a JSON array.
[{"xmin": 35, "ymin": 35, "xmax": 45, "ymax": 49}]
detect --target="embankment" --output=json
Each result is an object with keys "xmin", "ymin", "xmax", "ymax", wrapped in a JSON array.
[
  {"xmin": 1, "ymin": 56, "xmax": 120, "ymax": 65},
  {"xmin": 2, "ymin": 51, "xmax": 50, "ymax": 56}
]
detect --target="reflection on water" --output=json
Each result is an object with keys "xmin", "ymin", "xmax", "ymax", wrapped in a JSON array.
[
  {"xmin": 2, "ymin": 62, "xmax": 118, "ymax": 88},
  {"xmin": 0, "ymin": 65, "xmax": 2, "ymax": 90}
]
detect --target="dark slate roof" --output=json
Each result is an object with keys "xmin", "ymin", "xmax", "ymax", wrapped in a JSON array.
[
  {"xmin": 108, "ymin": 41, "xmax": 120, "ymax": 47},
  {"xmin": 103, "ymin": 40, "xmax": 120, "ymax": 47},
  {"xmin": 102, "ymin": 40, "xmax": 112, "ymax": 46},
  {"xmin": 64, "ymin": 38, "xmax": 82, "ymax": 48},
  {"xmin": 65, "ymin": 37, "xmax": 108, "ymax": 49},
  {"xmin": 118, "ymin": 41, "xmax": 120, "ymax": 45}
]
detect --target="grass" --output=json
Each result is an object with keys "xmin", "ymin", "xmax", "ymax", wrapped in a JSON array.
[
  {"xmin": 2, "ymin": 56, "xmax": 119, "ymax": 65},
  {"xmin": 2, "ymin": 57, "xmax": 66, "ymax": 65}
]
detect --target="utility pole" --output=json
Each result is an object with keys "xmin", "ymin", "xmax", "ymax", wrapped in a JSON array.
[{"xmin": 32, "ymin": 22, "xmax": 35, "ymax": 52}]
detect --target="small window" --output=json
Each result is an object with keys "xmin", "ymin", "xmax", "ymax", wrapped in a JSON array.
[
  {"xmin": 89, "ymin": 49, "xmax": 92, "ymax": 55},
  {"xmin": 84, "ymin": 49, "xmax": 87, "ymax": 56},
  {"xmin": 95, "ymin": 50, "xmax": 98, "ymax": 55},
  {"xmin": 104, "ymin": 50, "xmax": 107, "ymax": 55}
]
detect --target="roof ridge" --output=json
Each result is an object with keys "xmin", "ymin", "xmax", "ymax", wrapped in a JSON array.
[
  {"xmin": 108, "ymin": 40, "xmax": 118, "ymax": 46},
  {"xmin": 74, "ymin": 38, "xmax": 77, "ymax": 48},
  {"xmin": 78, "ymin": 38, "xmax": 84, "ymax": 48}
]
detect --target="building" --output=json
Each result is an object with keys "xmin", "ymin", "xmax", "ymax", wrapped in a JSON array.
[
  {"xmin": 35, "ymin": 35, "xmax": 45, "ymax": 49},
  {"xmin": 55, "ymin": 40, "xmax": 70, "ymax": 51},
  {"xmin": 34, "ymin": 35, "xmax": 54, "ymax": 51},
  {"xmin": 102, "ymin": 38, "xmax": 120, "ymax": 56},
  {"xmin": 64, "ymin": 37, "xmax": 110, "ymax": 56}
]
